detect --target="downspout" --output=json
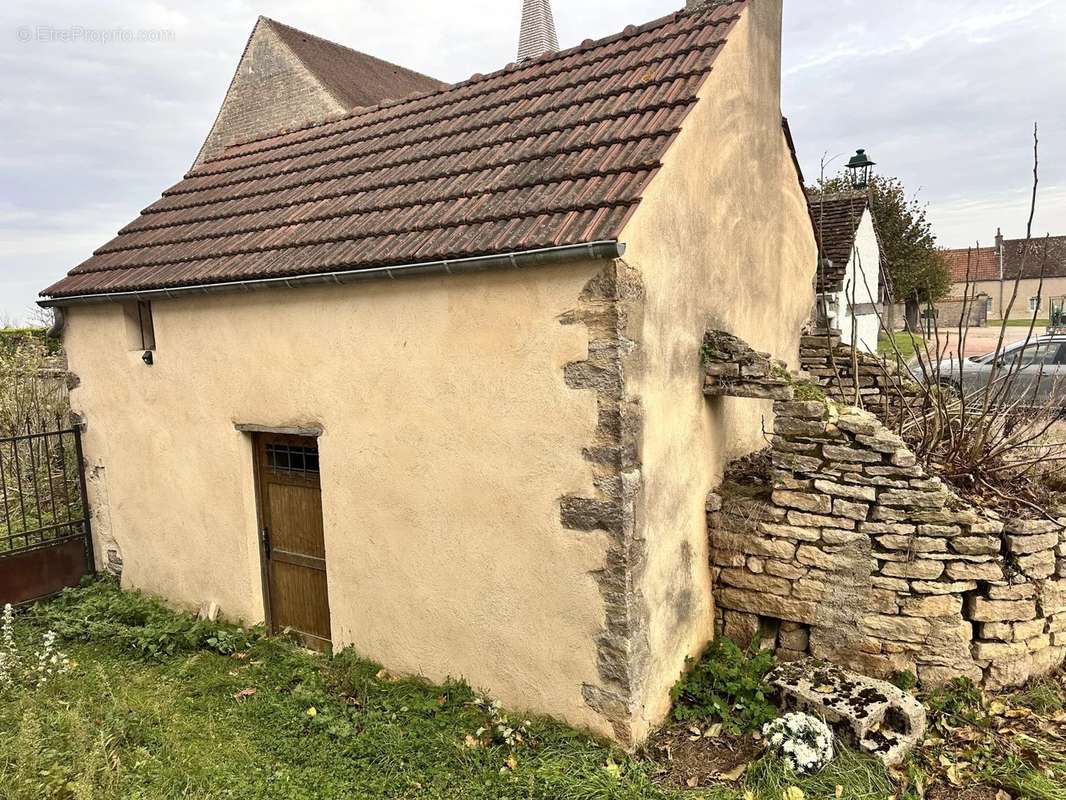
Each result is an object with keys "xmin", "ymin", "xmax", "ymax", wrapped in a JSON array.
[
  {"xmin": 46, "ymin": 306, "xmax": 66, "ymax": 338},
  {"xmin": 38, "ymin": 240, "xmax": 626, "ymax": 308}
]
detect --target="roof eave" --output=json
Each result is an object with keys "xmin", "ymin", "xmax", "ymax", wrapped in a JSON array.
[{"xmin": 39, "ymin": 240, "xmax": 626, "ymax": 307}]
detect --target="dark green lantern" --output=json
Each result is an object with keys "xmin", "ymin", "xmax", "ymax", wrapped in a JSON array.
[{"xmin": 846, "ymin": 148, "xmax": 876, "ymax": 189}]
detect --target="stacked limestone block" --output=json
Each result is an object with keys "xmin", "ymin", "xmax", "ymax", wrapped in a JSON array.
[
  {"xmin": 709, "ymin": 398, "xmax": 1066, "ymax": 690},
  {"xmin": 702, "ymin": 330, "xmax": 793, "ymax": 401},
  {"xmin": 798, "ymin": 329, "xmax": 921, "ymax": 419}
]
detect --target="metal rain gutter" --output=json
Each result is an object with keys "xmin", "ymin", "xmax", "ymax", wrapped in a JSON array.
[{"xmin": 38, "ymin": 240, "xmax": 626, "ymax": 308}]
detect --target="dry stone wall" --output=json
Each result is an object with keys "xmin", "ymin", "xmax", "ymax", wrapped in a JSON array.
[
  {"xmin": 708, "ymin": 399, "xmax": 1066, "ymax": 689},
  {"xmin": 798, "ymin": 329, "xmax": 921, "ymax": 419},
  {"xmin": 702, "ymin": 328, "xmax": 1066, "ymax": 690},
  {"xmin": 702, "ymin": 330, "xmax": 793, "ymax": 400}
]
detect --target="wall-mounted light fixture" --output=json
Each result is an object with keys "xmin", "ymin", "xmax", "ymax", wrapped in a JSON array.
[{"xmin": 142, "ymin": 350, "xmax": 154, "ymax": 366}]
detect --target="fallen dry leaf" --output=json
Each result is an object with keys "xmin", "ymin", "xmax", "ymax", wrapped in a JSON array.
[
  {"xmin": 686, "ymin": 776, "xmax": 699, "ymax": 788},
  {"xmin": 945, "ymin": 764, "xmax": 963, "ymax": 787},
  {"xmin": 995, "ymin": 791, "xmax": 1012, "ymax": 800},
  {"xmin": 233, "ymin": 687, "xmax": 256, "ymax": 702},
  {"xmin": 782, "ymin": 787, "xmax": 804, "ymax": 800},
  {"xmin": 715, "ymin": 763, "xmax": 746, "ymax": 782}
]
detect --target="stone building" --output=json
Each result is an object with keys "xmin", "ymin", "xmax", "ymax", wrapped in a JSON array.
[
  {"xmin": 942, "ymin": 231, "xmax": 1066, "ymax": 322},
  {"xmin": 39, "ymin": 0, "xmax": 816, "ymax": 744}
]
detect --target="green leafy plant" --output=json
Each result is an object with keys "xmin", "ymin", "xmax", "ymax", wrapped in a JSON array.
[
  {"xmin": 924, "ymin": 677, "xmax": 984, "ymax": 723},
  {"xmin": 891, "ymin": 670, "xmax": 917, "ymax": 692},
  {"xmin": 669, "ymin": 636, "xmax": 777, "ymax": 733},
  {"xmin": 35, "ymin": 579, "xmax": 258, "ymax": 660}
]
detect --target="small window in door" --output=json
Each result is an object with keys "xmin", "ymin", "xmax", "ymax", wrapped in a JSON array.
[
  {"xmin": 1029, "ymin": 296, "xmax": 1042, "ymax": 314},
  {"xmin": 123, "ymin": 301, "xmax": 155, "ymax": 351}
]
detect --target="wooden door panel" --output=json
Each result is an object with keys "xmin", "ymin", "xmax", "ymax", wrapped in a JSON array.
[
  {"xmin": 254, "ymin": 433, "xmax": 331, "ymax": 650},
  {"xmin": 267, "ymin": 484, "xmax": 325, "ymax": 558},
  {"xmin": 268, "ymin": 559, "xmax": 331, "ymax": 643}
]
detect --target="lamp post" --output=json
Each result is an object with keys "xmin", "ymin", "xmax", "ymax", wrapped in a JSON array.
[{"xmin": 846, "ymin": 149, "xmax": 876, "ymax": 189}]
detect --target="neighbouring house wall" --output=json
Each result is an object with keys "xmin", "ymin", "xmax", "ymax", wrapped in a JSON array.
[
  {"xmin": 950, "ymin": 277, "xmax": 1066, "ymax": 321},
  {"xmin": 195, "ymin": 20, "xmax": 346, "ymax": 165},
  {"xmin": 61, "ymin": 260, "xmax": 631, "ymax": 738},
  {"xmin": 616, "ymin": 0, "xmax": 817, "ymax": 741},
  {"xmin": 832, "ymin": 211, "xmax": 882, "ymax": 354}
]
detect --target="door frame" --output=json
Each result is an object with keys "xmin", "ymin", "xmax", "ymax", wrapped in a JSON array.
[{"xmin": 248, "ymin": 428, "xmax": 329, "ymax": 645}]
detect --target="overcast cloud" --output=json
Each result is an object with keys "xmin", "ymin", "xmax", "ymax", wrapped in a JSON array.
[{"xmin": 1, "ymin": 0, "xmax": 1063, "ymax": 321}]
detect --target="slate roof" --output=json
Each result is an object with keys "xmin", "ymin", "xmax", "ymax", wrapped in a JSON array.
[
  {"xmin": 944, "ymin": 236, "xmax": 1066, "ymax": 283},
  {"xmin": 42, "ymin": 1, "xmax": 748, "ymax": 299},
  {"xmin": 808, "ymin": 192, "xmax": 870, "ymax": 293},
  {"xmin": 264, "ymin": 19, "xmax": 448, "ymax": 110}
]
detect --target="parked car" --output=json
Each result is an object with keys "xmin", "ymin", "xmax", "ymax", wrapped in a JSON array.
[{"xmin": 932, "ymin": 334, "xmax": 1066, "ymax": 409}]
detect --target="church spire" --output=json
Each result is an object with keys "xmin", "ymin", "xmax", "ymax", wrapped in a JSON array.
[{"xmin": 517, "ymin": 0, "xmax": 559, "ymax": 61}]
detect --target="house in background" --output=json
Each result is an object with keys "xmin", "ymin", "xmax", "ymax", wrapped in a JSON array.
[
  {"xmin": 808, "ymin": 192, "xmax": 883, "ymax": 353},
  {"xmin": 195, "ymin": 16, "xmax": 446, "ymax": 164},
  {"xmin": 943, "ymin": 231, "xmax": 1066, "ymax": 322},
  {"xmin": 39, "ymin": 0, "xmax": 816, "ymax": 744}
]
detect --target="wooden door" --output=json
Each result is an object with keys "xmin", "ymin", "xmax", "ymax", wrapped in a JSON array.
[{"xmin": 254, "ymin": 433, "xmax": 331, "ymax": 650}]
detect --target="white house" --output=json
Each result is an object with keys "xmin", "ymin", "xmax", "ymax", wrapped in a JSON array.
[{"xmin": 809, "ymin": 192, "xmax": 883, "ymax": 353}]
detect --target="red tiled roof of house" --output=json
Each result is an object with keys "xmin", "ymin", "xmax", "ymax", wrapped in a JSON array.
[
  {"xmin": 945, "ymin": 237, "xmax": 1066, "ymax": 284},
  {"xmin": 943, "ymin": 246, "xmax": 999, "ymax": 282},
  {"xmin": 808, "ymin": 192, "xmax": 869, "ymax": 293},
  {"xmin": 264, "ymin": 19, "xmax": 448, "ymax": 110},
  {"xmin": 42, "ymin": 2, "xmax": 748, "ymax": 299}
]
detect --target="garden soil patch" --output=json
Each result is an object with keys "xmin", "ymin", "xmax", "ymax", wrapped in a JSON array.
[{"xmin": 645, "ymin": 723, "xmax": 760, "ymax": 789}]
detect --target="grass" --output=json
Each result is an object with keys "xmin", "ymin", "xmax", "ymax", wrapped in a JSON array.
[
  {"xmin": 877, "ymin": 331, "xmax": 924, "ymax": 361},
  {"xmin": 1, "ymin": 582, "xmax": 674, "ymax": 800},
  {"xmin": 992, "ymin": 318, "xmax": 1050, "ymax": 328},
  {"xmin": 5, "ymin": 581, "xmax": 1066, "ymax": 800},
  {"xmin": 906, "ymin": 677, "xmax": 1066, "ymax": 800}
]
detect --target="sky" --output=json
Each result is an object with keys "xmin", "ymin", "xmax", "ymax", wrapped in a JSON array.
[{"xmin": 1, "ymin": 0, "xmax": 1063, "ymax": 322}]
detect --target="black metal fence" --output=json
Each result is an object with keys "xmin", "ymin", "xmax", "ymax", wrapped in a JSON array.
[{"xmin": 0, "ymin": 419, "xmax": 93, "ymax": 604}]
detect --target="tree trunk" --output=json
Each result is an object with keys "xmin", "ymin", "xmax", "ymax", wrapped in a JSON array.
[{"xmin": 905, "ymin": 299, "xmax": 920, "ymax": 332}]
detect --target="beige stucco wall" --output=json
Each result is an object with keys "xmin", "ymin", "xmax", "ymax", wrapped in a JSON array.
[
  {"xmin": 950, "ymin": 277, "xmax": 1066, "ymax": 321},
  {"xmin": 62, "ymin": 262, "xmax": 622, "ymax": 737},
  {"xmin": 617, "ymin": 0, "xmax": 817, "ymax": 740}
]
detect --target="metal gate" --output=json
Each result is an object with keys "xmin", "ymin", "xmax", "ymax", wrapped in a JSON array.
[{"xmin": 0, "ymin": 422, "xmax": 93, "ymax": 605}]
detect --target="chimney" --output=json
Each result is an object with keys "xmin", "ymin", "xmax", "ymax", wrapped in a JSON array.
[
  {"xmin": 995, "ymin": 227, "xmax": 1004, "ymax": 254},
  {"xmin": 517, "ymin": 0, "xmax": 559, "ymax": 61}
]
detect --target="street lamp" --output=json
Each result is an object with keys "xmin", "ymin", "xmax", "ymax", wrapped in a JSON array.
[{"xmin": 846, "ymin": 149, "xmax": 876, "ymax": 189}]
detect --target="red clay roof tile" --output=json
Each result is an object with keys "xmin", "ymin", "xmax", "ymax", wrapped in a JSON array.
[{"xmin": 43, "ymin": 2, "xmax": 748, "ymax": 299}]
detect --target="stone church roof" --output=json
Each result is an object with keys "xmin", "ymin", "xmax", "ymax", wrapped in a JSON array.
[{"xmin": 43, "ymin": 2, "xmax": 749, "ymax": 300}]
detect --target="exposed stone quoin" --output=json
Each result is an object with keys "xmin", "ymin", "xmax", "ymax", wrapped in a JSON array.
[{"xmin": 705, "ymin": 329, "xmax": 1066, "ymax": 690}]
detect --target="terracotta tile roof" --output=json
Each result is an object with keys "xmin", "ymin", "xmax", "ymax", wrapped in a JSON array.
[
  {"xmin": 808, "ymin": 192, "xmax": 869, "ymax": 293},
  {"xmin": 42, "ymin": 2, "xmax": 747, "ymax": 300},
  {"xmin": 264, "ymin": 19, "xmax": 448, "ymax": 110},
  {"xmin": 945, "ymin": 236, "xmax": 1066, "ymax": 283},
  {"xmin": 943, "ymin": 246, "xmax": 998, "ymax": 283}
]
